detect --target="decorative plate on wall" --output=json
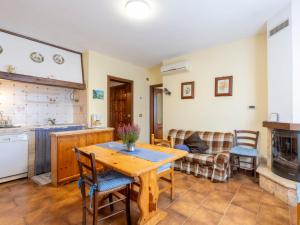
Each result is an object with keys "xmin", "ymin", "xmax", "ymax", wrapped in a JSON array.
[
  {"xmin": 53, "ymin": 54, "xmax": 64, "ymax": 64},
  {"xmin": 0, "ymin": 45, "xmax": 3, "ymax": 54},
  {"xmin": 30, "ymin": 52, "xmax": 44, "ymax": 63}
]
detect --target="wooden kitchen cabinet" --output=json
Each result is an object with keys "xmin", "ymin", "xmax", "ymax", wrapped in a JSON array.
[
  {"xmin": 51, "ymin": 128, "xmax": 114, "ymax": 186},
  {"xmin": 86, "ymin": 131, "xmax": 115, "ymax": 145},
  {"xmin": 0, "ymin": 29, "xmax": 85, "ymax": 90}
]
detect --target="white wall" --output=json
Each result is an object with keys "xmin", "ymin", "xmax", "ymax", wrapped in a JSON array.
[
  {"xmin": 267, "ymin": 5, "xmax": 293, "ymax": 122},
  {"xmin": 84, "ymin": 51, "xmax": 150, "ymax": 142},
  {"xmin": 159, "ymin": 35, "xmax": 268, "ymax": 157},
  {"xmin": 267, "ymin": 1, "xmax": 300, "ymax": 123},
  {"xmin": 291, "ymin": 0, "xmax": 300, "ymax": 122}
]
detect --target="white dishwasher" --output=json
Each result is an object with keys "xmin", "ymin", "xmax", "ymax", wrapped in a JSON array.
[{"xmin": 0, "ymin": 133, "xmax": 28, "ymax": 183}]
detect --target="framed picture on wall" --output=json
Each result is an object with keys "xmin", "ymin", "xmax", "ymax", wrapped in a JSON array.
[
  {"xmin": 93, "ymin": 89, "xmax": 104, "ymax": 99},
  {"xmin": 215, "ymin": 76, "xmax": 233, "ymax": 97},
  {"xmin": 181, "ymin": 81, "xmax": 195, "ymax": 99}
]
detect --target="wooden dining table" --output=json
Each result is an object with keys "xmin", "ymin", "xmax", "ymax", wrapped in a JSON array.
[{"xmin": 77, "ymin": 142, "xmax": 188, "ymax": 225}]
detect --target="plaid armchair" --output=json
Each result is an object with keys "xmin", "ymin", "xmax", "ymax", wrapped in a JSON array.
[{"xmin": 168, "ymin": 129, "xmax": 234, "ymax": 182}]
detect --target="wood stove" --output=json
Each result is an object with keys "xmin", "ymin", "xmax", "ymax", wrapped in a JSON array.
[
  {"xmin": 272, "ymin": 129, "xmax": 300, "ymax": 181},
  {"xmin": 263, "ymin": 121, "xmax": 300, "ymax": 182}
]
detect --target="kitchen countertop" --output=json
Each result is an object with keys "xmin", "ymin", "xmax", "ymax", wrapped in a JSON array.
[
  {"xmin": 0, "ymin": 126, "xmax": 35, "ymax": 134},
  {"xmin": 0, "ymin": 124, "xmax": 86, "ymax": 134},
  {"xmin": 50, "ymin": 127, "xmax": 114, "ymax": 137}
]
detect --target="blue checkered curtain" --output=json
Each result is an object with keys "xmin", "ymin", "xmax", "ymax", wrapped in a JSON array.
[{"xmin": 35, "ymin": 126, "xmax": 84, "ymax": 175}]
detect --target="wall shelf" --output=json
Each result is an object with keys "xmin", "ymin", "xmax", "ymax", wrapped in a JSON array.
[
  {"xmin": 0, "ymin": 71, "xmax": 86, "ymax": 90},
  {"xmin": 263, "ymin": 121, "xmax": 300, "ymax": 131}
]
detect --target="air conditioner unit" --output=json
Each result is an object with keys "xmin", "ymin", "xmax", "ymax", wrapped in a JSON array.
[{"xmin": 160, "ymin": 61, "xmax": 191, "ymax": 75}]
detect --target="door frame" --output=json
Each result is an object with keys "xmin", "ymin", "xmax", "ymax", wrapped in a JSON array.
[
  {"xmin": 107, "ymin": 75, "xmax": 134, "ymax": 128},
  {"xmin": 150, "ymin": 83, "xmax": 163, "ymax": 141}
]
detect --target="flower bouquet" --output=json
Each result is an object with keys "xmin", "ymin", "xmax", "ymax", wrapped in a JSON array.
[{"xmin": 117, "ymin": 124, "xmax": 140, "ymax": 151}]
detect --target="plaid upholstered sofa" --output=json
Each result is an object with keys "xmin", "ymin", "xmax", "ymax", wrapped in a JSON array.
[{"xmin": 168, "ymin": 129, "xmax": 234, "ymax": 182}]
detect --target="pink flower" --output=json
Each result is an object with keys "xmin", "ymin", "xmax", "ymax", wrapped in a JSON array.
[{"xmin": 117, "ymin": 124, "xmax": 140, "ymax": 144}]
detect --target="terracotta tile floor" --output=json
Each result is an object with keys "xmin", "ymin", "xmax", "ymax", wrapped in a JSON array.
[{"xmin": 0, "ymin": 172, "xmax": 296, "ymax": 225}]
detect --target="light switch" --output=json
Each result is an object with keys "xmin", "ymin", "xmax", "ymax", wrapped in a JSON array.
[{"xmin": 139, "ymin": 114, "xmax": 143, "ymax": 118}]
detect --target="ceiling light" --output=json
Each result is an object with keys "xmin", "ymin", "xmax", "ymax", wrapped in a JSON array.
[{"xmin": 125, "ymin": 0, "xmax": 151, "ymax": 20}]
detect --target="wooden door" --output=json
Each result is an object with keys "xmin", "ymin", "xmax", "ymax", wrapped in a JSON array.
[
  {"xmin": 153, "ymin": 88, "xmax": 163, "ymax": 139},
  {"xmin": 110, "ymin": 84, "xmax": 132, "ymax": 139}
]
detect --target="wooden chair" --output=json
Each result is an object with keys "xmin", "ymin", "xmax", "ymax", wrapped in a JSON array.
[
  {"xmin": 230, "ymin": 130, "xmax": 259, "ymax": 180},
  {"xmin": 151, "ymin": 134, "xmax": 175, "ymax": 149},
  {"xmin": 75, "ymin": 148, "xmax": 133, "ymax": 225},
  {"xmin": 151, "ymin": 134, "xmax": 175, "ymax": 200}
]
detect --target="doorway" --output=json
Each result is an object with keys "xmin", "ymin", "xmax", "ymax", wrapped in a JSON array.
[
  {"xmin": 107, "ymin": 75, "xmax": 133, "ymax": 140},
  {"xmin": 150, "ymin": 84, "xmax": 163, "ymax": 140}
]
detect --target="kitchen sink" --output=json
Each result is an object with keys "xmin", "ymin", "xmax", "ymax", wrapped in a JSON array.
[{"xmin": 34, "ymin": 124, "xmax": 85, "ymax": 129}]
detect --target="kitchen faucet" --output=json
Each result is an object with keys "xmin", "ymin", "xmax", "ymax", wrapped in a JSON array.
[{"xmin": 48, "ymin": 118, "xmax": 56, "ymax": 125}]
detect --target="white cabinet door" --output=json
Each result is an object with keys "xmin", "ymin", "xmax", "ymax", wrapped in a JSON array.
[
  {"xmin": 0, "ymin": 31, "xmax": 83, "ymax": 84},
  {"xmin": 48, "ymin": 51, "xmax": 83, "ymax": 83},
  {"xmin": 0, "ymin": 135, "xmax": 28, "ymax": 178}
]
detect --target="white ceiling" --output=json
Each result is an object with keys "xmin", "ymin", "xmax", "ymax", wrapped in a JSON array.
[{"xmin": 0, "ymin": 0, "xmax": 290, "ymax": 67}]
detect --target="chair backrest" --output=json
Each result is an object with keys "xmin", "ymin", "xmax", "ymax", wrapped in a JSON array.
[
  {"xmin": 75, "ymin": 148, "xmax": 98, "ymax": 187},
  {"xmin": 151, "ymin": 134, "xmax": 174, "ymax": 148},
  {"xmin": 234, "ymin": 130, "xmax": 259, "ymax": 149}
]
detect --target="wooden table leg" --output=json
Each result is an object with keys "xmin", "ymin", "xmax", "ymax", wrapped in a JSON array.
[
  {"xmin": 137, "ymin": 169, "xmax": 167, "ymax": 225},
  {"xmin": 297, "ymin": 203, "xmax": 300, "ymax": 225}
]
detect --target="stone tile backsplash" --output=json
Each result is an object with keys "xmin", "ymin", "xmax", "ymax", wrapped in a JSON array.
[{"xmin": 0, "ymin": 79, "xmax": 87, "ymax": 126}]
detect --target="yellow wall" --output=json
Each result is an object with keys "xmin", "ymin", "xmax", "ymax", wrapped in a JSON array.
[
  {"xmin": 149, "ymin": 34, "xmax": 268, "ymax": 158},
  {"xmin": 84, "ymin": 34, "xmax": 268, "ymax": 157},
  {"xmin": 83, "ymin": 50, "xmax": 150, "ymax": 142},
  {"xmin": 148, "ymin": 65, "xmax": 163, "ymax": 85}
]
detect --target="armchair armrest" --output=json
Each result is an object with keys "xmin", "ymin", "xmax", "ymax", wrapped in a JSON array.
[{"xmin": 214, "ymin": 152, "xmax": 230, "ymax": 169}]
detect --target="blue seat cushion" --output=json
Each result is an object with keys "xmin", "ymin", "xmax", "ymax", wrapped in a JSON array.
[
  {"xmin": 96, "ymin": 170, "xmax": 133, "ymax": 192},
  {"xmin": 296, "ymin": 183, "xmax": 300, "ymax": 203},
  {"xmin": 174, "ymin": 144, "xmax": 190, "ymax": 152},
  {"xmin": 230, "ymin": 146, "xmax": 257, "ymax": 157},
  {"xmin": 157, "ymin": 163, "xmax": 171, "ymax": 173}
]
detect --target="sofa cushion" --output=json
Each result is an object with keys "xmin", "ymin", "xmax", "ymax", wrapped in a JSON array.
[
  {"xmin": 198, "ymin": 132, "xmax": 233, "ymax": 154},
  {"xmin": 230, "ymin": 146, "xmax": 257, "ymax": 157},
  {"xmin": 174, "ymin": 144, "xmax": 190, "ymax": 152},
  {"xmin": 184, "ymin": 133, "xmax": 209, "ymax": 153},
  {"xmin": 185, "ymin": 153, "xmax": 214, "ymax": 166},
  {"xmin": 169, "ymin": 129, "xmax": 188, "ymax": 145},
  {"xmin": 95, "ymin": 170, "xmax": 133, "ymax": 192}
]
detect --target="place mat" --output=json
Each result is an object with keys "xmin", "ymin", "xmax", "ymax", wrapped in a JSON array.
[{"xmin": 96, "ymin": 142, "xmax": 174, "ymax": 162}]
